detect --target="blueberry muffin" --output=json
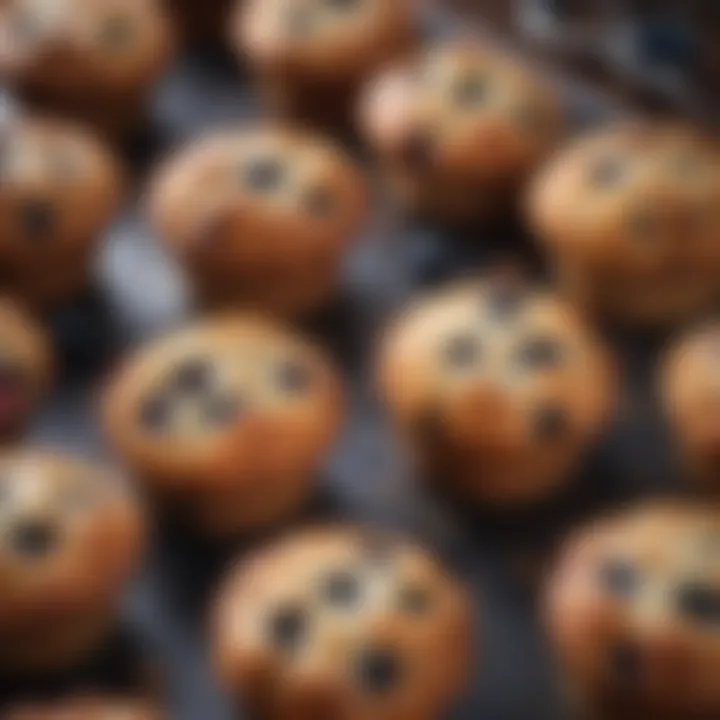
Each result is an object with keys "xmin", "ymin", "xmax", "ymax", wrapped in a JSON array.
[
  {"xmin": 0, "ymin": 114, "xmax": 122, "ymax": 308},
  {"xmin": 379, "ymin": 278, "xmax": 616, "ymax": 506},
  {"xmin": 234, "ymin": 0, "xmax": 417, "ymax": 130},
  {"xmin": 0, "ymin": 450, "xmax": 145, "ymax": 674},
  {"xmin": 0, "ymin": 299, "xmax": 52, "ymax": 443},
  {"xmin": 149, "ymin": 125, "xmax": 367, "ymax": 316},
  {"xmin": 0, "ymin": 0, "xmax": 174, "ymax": 137},
  {"xmin": 360, "ymin": 40, "xmax": 564, "ymax": 223},
  {"xmin": 662, "ymin": 322, "xmax": 720, "ymax": 491},
  {"xmin": 102, "ymin": 315, "xmax": 344, "ymax": 537},
  {"xmin": 547, "ymin": 503, "xmax": 720, "ymax": 720},
  {"xmin": 4, "ymin": 697, "xmax": 163, "ymax": 720},
  {"xmin": 528, "ymin": 122, "xmax": 720, "ymax": 328},
  {"xmin": 212, "ymin": 527, "xmax": 473, "ymax": 720}
]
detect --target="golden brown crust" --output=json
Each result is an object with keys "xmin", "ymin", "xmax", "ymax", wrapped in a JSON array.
[
  {"xmin": 359, "ymin": 40, "xmax": 565, "ymax": 222},
  {"xmin": 234, "ymin": 0, "xmax": 417, "ymax": 127},
  {"xmin": 149, "ymin": 125, "xmax": 368, "ymax": 317},
  {"xmin": 102, "ymin": 314, "xmax": 344, "ymax": 536},
  {"xmin": 212, "ymin": 526, "xmax": 473, "ymax": 720},
  {"xmin": 0, "ymin": 297, "xmax": 52, "ymax": 442},
  {"xmin": 0, "ymin": 0, "xmax": 174, "ymax": 136},
  {"xmin": 527, "ymin": 122, "xmax": 720, "ymax": 327},
  {"xmin": 546, "ymin": 502, "xmax": 720, "ymax": 719},
  {"xmin": 0, "ymin": 449, "xmax": 145, "ymax": 673},
  {"xmin": 0, "ymin": 114, "xmax": 122, "ymax": 307},
  {"xmin": 661, "ymin": 321, "xmax": 720, "ymax": 491},
  {"xmin": 378, "ymin": 277, "xmax": 617, "ymax": 506}
]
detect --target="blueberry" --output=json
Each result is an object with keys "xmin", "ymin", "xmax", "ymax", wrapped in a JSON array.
[
  {"xmin": 399, "ymin": 131, "xmax": 436, "ymax": 171},
  {"xmin": 676, "ymin": 582, "xmax": 720, "ymax": 626},
  {"xmin": 170, "ymin": 359, "xmax": 213, "ymax": 394},
  {"xmin": 590, "ymin": 157, "xmax": 624, "ymax": 189},
  {"xmin": 400, "ymin": 586, "xmax": 432, "ymax": 615},
  {"xmin": 139, "ymin": 394, "xmax": 172, "ymax": 432},
  {"xmin": 443, "ymin": 334, "xmax": 480, "ymax": 370},
  {"xmin": 11, "ymin": 520, "xmax": 58, "ymax": 558},
  {"xmin": 453, "ymin": 75, "xmax": 489, "ymax": 109},
  {"xmin": 19, "ymin": 200, "xmax": 56, "ymax": 239},
  {"xmin": 533, "ymin": 404, "xmax": 568, "ymax": 440},
  {"xmin": 277, "ymin": 361, "xmax": 311, "ymax": 395},
  {"xmin": 600, "ymin": 560, "xmax": 640, "ymax": 599},
  {"xmin": 356, "ymin": 648, "xmax": 401, "ymax": 694},
  {"xmin": 268, "ymin": 605, "xmax": 306, "ymax": 651},
  {"xmin": 244, "ymin": 158, "xmax": 284, "ymax": 192},
  {"xmin": 516, "ymin": 337, "xmax": 563, "ymax": 371},
  {"xmin": 203, "ymin": 394, "xmax": 244, "ymax": 428},
  {"xmin": 323, "ymin": 571, "xmax": 361, "ymax": 609}
]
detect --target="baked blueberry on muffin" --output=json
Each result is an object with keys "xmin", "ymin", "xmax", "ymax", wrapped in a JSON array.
[
  {"xmin": 0, "ymin": 113, "xmax": 122, "ymax": 308},
  {"xmin": 0, "ymin": 0, "xmax": 174, "ymax": 137},
  {"xmin": 234, "ymin": 0, "xmax": 417, "ymax": 130},
  {"xmin": 379, "ymin": 277, "xmax": 616, "ymax": 506},
  {"xmin": 360, "ymin": 40, "xmax": 564, "ymax": 222},
  {"xmin": 102, "ymin": 315, "xmax": 344, "ymax": 536},
  {"xmin": 547, "ymin": 503, "xmax": 720, "ymax": 719},
  {"xmin": 528, "ymin": 122, "xmax": 720, "ymax": 328},
  {"xmin": 149, "ymin": 125, "xmax": 367, "ymax": 316},
  {"xmin": 0, "ymin": 449, "xmax": 144, "ymax": 673},
  {"xmin": 212, "ymin": 527, "xmax": 473, "ymax": 720}
]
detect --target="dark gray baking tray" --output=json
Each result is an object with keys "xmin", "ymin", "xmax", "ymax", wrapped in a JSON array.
[{"xmin": 14, "ymin": 5, "xmax": 689, "ymax": 720}]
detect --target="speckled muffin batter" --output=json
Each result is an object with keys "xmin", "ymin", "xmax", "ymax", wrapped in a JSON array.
[
  {"xmin": 0, "ymin": 450, "xmax": 145, "ymax": 674},
  {"xmin": 149, "ymin": 125, "xmax": 367, "ymax": 316},
  {"xmin": 4, "ymin": 696, "xmax": 163, "ymax": 720},
  {"xmin": 528, "ymin": 122, "xmax": 720, "ymax": 328},
  {"xmin": 360, "ymin": 40, "xmax": 564, "ymax": 222},
  {"xmin": 233, "ymin": 0, "xmax": 417, "ymax": 130},
  {"xmin": 547, "ymin": 503, "xmax": 720, "ymax": 720},
  {"xmin": 102, "ymin": 315, "xmax": 344, "ymax": 536},
  {"xmin": 0, "ymin": 0, "xmax": 174, "ymax": 137},
  {"xmin": 0, "ymin": 114, "xmax": 122, "ymax": 308},
  {"xmin": 0, "ymin": 298, "xmax": 52, "ymax": 443},
  {"xmin": 212, "ymin": 526, "xmax": 473, "ymax": 720},
  {"xmin": 379, "ymin": 277, "xmax": 616, "ymax": 506},
  {"xmin": 662, "ymin": 322, "xmax": 720, "ymax": 492}
]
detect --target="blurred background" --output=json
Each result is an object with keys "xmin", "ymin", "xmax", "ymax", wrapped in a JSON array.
[{"xmin": 456, "ymin": 0, "xmax": 720, "ymax": 121}]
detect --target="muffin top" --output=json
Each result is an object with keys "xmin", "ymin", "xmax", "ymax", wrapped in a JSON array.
[
  {"xmin": 548, "ymin": 503, "xmax": 720, "ymax": 715},
  {"xmin": 236, "ymin": 0, "xmax": 417, "ymax": 82},
  {"xmin": 0, "ymin": 0, "xmax": 173, "ymax": 95},
  {"xmin": 150, "ymin": 125, "xmax": 367, "ymax": 272},
  {"xmin": 213, "ymin": 526, "xmax": 472, "ymax": 720},
  {"xmin": 0, "ymin": 449, "xmax": 144, "ymax": 628}
]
